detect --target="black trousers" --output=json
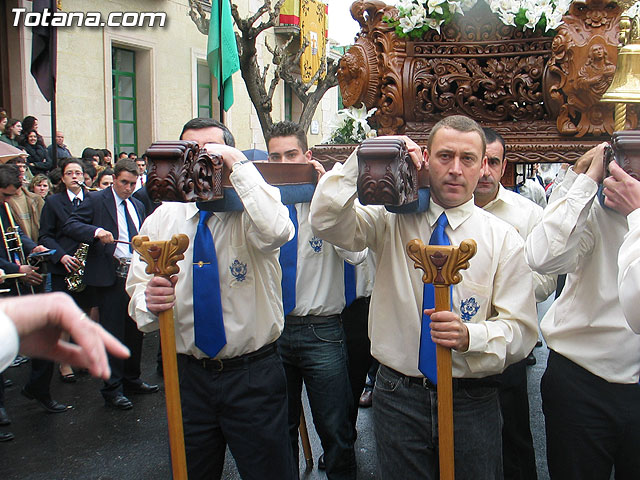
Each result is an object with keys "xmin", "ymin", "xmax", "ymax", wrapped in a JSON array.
[
  {"xmin": 342, "ymin": 296, "xmax": 372, "ymax": 430},
  {"xmin": 24, "ymin": 274, "xmax": 95, "ymax": 399},
  {"xmin": 498, "ymin": 359, "xmax": 537, "ymax": 480},
  {"xmin": 177, "ymin": 349, "xmax": 298, "ymax": 480},
  {"xmin": 542, "ymin": 350, "xmax": 640, "ymax": 479},
  {"xmin": 96, "ymin": 278, "xmax": 143, "ymax": 398}
]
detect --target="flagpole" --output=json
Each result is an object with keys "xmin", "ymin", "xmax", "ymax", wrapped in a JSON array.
[
  {"xmin": 218, "ymin": 0, "xmax": 224, "ymax": 122},
  {"xmin": 49, "ymin": 0, "xmax": 57, "ymax": 169}
]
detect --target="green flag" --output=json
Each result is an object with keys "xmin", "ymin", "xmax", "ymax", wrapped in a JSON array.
[{"xmin": 207, "ymin": 0, "xmax": 240, "ymax": 112}]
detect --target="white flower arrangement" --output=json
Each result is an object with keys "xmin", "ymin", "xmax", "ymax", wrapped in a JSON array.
[
  {"xmin": 325, "ymin": 105, "xmax": 377, "ymax": 144},
  {"xmin": 386, "ymin": 0, "xmax": 574, "ymax": 37}
]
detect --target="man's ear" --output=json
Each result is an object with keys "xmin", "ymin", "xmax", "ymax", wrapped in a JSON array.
[
  {"xmin": 500, "ymin": 157, "xmax": 508, "ymax": 178},
  {"xmin": 304, "ymin": 150, "xmax": 313, "ymax": 162},
  {"xmin": 423, "ymin": 148, "xmax": 429, "ymax": 166}
]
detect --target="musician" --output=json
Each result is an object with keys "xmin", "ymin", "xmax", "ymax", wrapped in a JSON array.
[
  {"xmin": 63, "ymin": 159, "xmax": 158, "ymax": 410},
  {"xmin": 5, "ymin": 157, "xmax": 44, "ymax": 243},
  {"xmin": 126, "ymin": 118, "xmax": 298, "ymax": 479},
  {"xmin": 39, "ymin": 158, "xmax": 95, "ymax": 383},
  {"xmin": 267, "ymin": 121, "xmax": 365, "ymax": 479},
  {"xmin": 310, "ymin": 115, "xmax": 538, "ymax": 478},
  {"xmin": 526, "ymin": 145, "xmax": 640, "ymax": 479}
]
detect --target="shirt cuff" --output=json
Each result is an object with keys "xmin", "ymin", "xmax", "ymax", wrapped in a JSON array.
[
  {"xmin": 94, "ymin": 227, "xmax": 105, "ymax": 237},
  {"xmin": 628, "ymin": 208, "xmax": 640, "ymax": 231},
  {"xmin": 464, "ymin": 322, "xmax": 488, "ymax": 354}
]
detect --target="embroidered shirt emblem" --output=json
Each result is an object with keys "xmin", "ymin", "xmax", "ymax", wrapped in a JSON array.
[
  {"xmin": 460, "ymin": 297, "xmax": 480, "ymax": 322},
  {"xmin": 229, "ymin": 259, "xmax": 247, "ymax": 282},
  {"xmin": 309, "ymin": 236, "xmax": 323, "ymax": 253}
]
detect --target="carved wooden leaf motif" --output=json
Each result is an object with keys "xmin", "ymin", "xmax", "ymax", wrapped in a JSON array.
[
  {"xmin": 132, "ymin": 234, "xmax": 190, "ymax": 278},
  {"xmin": 406, "ymin": 238, "xmax": 477, "ymax": 286}
]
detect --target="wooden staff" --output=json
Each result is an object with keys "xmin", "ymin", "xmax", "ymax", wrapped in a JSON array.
[
  {"xmin": 406, "ymin": 238, "xmax": 477, "ymax": 480},
  {"xmin": 132, "ymin": 234, "xmax": 190, "ymax": 480},
  {"xmin": 299, "ymin": 410, "xmax": 314, "ymax": 470}
]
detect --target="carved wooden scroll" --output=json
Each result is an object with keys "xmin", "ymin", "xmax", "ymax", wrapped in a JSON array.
[
  {"xmin": 145, "ymin": 141, "xmax": 318, "ymax": 205},
  {"xmin": 357, "ymin": 138, "xmax": 419, "ymax": 206},
  {"xmin": 406, "ymin": 237, "xmax": 477, "ymax": 480},
  {"xmin": 146, "ymin": 141, "xmax": 223, "ymax": 203},
  {"xmin": 605, "ymin": 130, "xmax": 640, "ymax": 179}
]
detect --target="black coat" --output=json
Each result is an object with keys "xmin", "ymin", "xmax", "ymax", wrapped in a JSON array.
[
  {"xmin": 63, "ymin": 187, "xmax": 145, "ymax": 287},
  {"xmin": 22, "ymin": 142, "xmax": 53, "ymax": 173},
  {"xmin": 38, "ymin": 191, "xmax": 89, "ymax": 276}
]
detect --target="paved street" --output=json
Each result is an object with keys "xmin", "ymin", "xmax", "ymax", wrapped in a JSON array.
[{"xmin": 1, "ymin": 298, "xmax": 553, "ymax": 480}]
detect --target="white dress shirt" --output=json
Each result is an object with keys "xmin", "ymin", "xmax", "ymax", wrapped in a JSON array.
[
  {"xmin": 113, "ymin": 190, "xmax": 140, "ymax": 259},
  {"xmin": 0, "ymin": 311, "xmax": 18, "ymax": 373},
  {"xmin": 310, "ymin": 152, "xmax": 538, "ymax": 378},
  {"xmin": 288, "ymin": 202, "xmax": 367, "ymax": 317},
  {"xmin": 618, "ymin": 208, "xmax": 640, "ymax": 333},
  {"xmin": 126, "ymin": 162, "xmax": 295, "ymax": 359},
  {"xmin": 66, "ymin": 189, "xmax": 84, "ymax": 204},
  {"xmin": 526, "ymin": 168, "xmax": 640, "ymax": 383},
  {"xmin": 483, "ymin": 185, "xmax": 556, "ymax": 301}
]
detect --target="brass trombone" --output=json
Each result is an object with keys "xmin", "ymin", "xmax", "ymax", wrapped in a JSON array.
[{"xmin": 0, "ymin": 204, "xmax": 35, "ymax": 295}]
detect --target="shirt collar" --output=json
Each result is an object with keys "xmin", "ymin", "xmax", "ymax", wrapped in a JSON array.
[
  {"xmin": 427, "ymin": 196, "xmax": 475, "ymax": 231},
  {"xmin": 66, "ymin": 189, "xmax": 83, "ymax": 202},
  {"xmin": 482, "ymin": 184, "xmax": 516, "ymax": 210},
  {"xmin": 111, "ymin": 187, "xmax": 127, "ymax": 206},
  {"xmin": 186, "ymin": 203, "xmax": 226, "ymax": 223}
]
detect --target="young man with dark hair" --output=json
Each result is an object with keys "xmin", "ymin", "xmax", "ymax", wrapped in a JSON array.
[
  {"xmin": 310, "ymin": 115, "xmax": 538, "ymax": 479},
  {"xmin": 179, "ymin": 118, "xmax": 235, "ymax": 147},
  {"xmin": 126, "ymin": 119, "xmax": 297, "ymax": 479},
  {"xmin": 64, "ymin": 158, "xmax": 157, "ymax": 410},
  {"xmin": 267, "ymin": 121, "xmax": 364, "ymax": 479}
]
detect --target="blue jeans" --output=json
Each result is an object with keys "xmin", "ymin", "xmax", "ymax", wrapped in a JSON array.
[
  {"xmin": 278, "ymin": 315, "xmax": 356, "ymax": 480},
  {"xmin": 373, "ymin": 364, "xmax": 503, "ymax": 480}
]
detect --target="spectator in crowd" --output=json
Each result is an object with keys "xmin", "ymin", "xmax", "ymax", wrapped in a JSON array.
[
  {"xmin": 48, "ymin": 167, "xmax": 63, "ymax": 193},
  {"xmin": 95, "ymin": 168, "xmax": 114, "ymax": 190},
  {"xmin": 117, "ymin": 152, "xmax": 128, "ymax": 161},
  {"xmin": 46, "ymin": 131, "xmax": 72, "ymax": 166},
  {"xmin": 128, "ymin": 152, "xmax": 138, "ymax": 161},
  {"xmin": 1, "ymin": 119, "xmax": 23, "ymax": 148},
  {"xmin": 0, "ymin": 109, "xmax": 7, "ymax": 133},
  {"xmin": 81, "ymin": 148, "xmax": 99, "ymax": 167},
  {"xmin": 101, "ymin": 149, "xmax": 113, "ymax": 168},
  {"xmin": 29, "ymin": 174, "xmax": 52, "ymax": 199},
  {"xmin": 5, "ymin": 158, "xmax": 43, "ymax": 241},
  {"xmin": 20, "ymin": 116, "xmax": 46, "ymax": 148},
  {"xmin": 20, "ymin": 130, "xmax": 53, "ymax": 174},
  {"xmin": 82, "ymin": 161, "xmax": 97, "ymax": 189},
  {"xmin": 134, "ymin": 156, "xmax": 147, "ymax": 191}
]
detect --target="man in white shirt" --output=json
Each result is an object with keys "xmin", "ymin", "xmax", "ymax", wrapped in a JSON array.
[
  {"xmin": 310, "ymin": 115, "xmax": 538, "ymax": 479},
  {"xmin": 266, "ymin": 121, "xmax": 364, "ymax": 479},
  {"xmin": 126, "ymin": 118, "xmax": 298, "ymax": 480},
  {"xmin": 526, "ymin": 144, "xmax": 640, "ymax": 479},
  {"xmin": 474, "ymin": 128, "xmax": 555, "ymax": 480}
]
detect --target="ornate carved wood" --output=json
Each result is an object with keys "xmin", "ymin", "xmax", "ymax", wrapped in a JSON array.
[
  {"xmin": 605, "ymin": 130, "xmax": 640, "ymax": 179},
  {"xmin": 146, "ymin": 141, "xmax": 223, "ymax": 203},
  {"xmin": 356, "ymin": 138, "xmax": 419, "ymax": 205},
  {"xmin": 334, "ymin": 0, "xmax": 639, "ymax": 173}
]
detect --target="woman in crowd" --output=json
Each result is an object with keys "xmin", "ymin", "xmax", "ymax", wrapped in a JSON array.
[
  {"xmin": 95, "ymin": 168, "xmax": 114, "ymax": 190},
  {"xmin": 21, "ymin": 130, "xmax": 52, "ymax": 174},
  {"xmin": 0, "ymin": 119, "xmax": 22, "ymax": 147},
  {"xmin": 20, "ymin": 115, "xmax": 46, "ymax": 147},
  {"xmin": 39, "ymin": 158, "xmax": 95, "ymax": 382},
  {"xmin": 29, "ymin": 174, "xmax": 52, "ymax": 199}
]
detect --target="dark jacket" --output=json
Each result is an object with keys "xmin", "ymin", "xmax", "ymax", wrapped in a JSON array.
[
  {"xmin": 39, "ymin": 191, "xmax": 88, "ymax": 276},
  {"xmin": 63, "ymin": 187, "xmax": 145, "ymax": 287},
  {"xmin": 22, "ymin": 142, "xmax": 53, "ymax": 173}
]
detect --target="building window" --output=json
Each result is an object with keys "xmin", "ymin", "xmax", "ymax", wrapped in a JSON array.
[
  {"xmin": 197, "ymin": 63, "xmax": 213, "ymax": 118},
  {"xmin": 112, "ymin": 47, "xmax": 137, "ymax": 155}
]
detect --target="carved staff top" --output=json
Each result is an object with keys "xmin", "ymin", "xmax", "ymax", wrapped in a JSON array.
[
  {"xmin": 131, "ymin": 234, "xmax": 189, "ymax": 278},
  {"xmin": 406, "ymin": 239, "xmax": 477, "ymax": 287}
]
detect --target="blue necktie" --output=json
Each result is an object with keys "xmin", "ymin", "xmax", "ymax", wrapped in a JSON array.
[
  {"xmin": 419, "ymin": 212, "xmax": 450, "ymax": 384},
  {"xmin": 193, "ymin": 210, "xmax": 226, "ymax": 357},
  {"xmin": 280, "ymin": 204, "xmax": 298, "ymax": 316},
  {"xmin": 344, "ymin": 262, "xmax": 357, "ymax": 308}
]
